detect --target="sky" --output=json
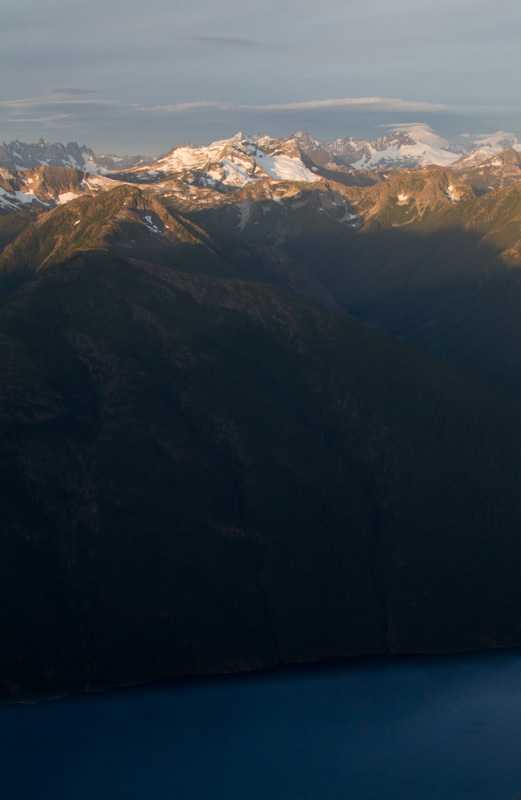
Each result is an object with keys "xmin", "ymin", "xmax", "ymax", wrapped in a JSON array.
[{"xmin": 2, "ymin": 0, "xmax": 521, "ymax": 156}]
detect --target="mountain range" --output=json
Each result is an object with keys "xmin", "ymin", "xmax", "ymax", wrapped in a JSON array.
[
  {"xmin": 0, "ymin": 139, "xmax": 150, "ymax": 174},
  {"xmin": 3, "ymin": 127, "xmax": 521, "ymax": 216},
  {"xmin": 2, "ymin": 126, "xmax": 521, "ymax": 180},
  {"xmin": 2, "ymin": 128, "xmax": 521, "ymax": 701}
]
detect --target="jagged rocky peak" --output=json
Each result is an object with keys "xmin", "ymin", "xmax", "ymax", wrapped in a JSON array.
[
  {"xmin": 497, "ymin": 147, "xmax": 521, "ymax": 164},
  {"xmin": 0, "ymin": 139, "xmax": 149, "ymax": 175},
  {"xmin": 372, "ymin": 132, "xmax": 417, "ymax": 151},
  {"xmin": 253, "ymin": 134, "xmax": 303, "ymax": 159},
  {"xmin": 288, "ymin": 130, "xmax": 322, "ymax": 148},
  {"xmin": 0, "ymin": 165, "xmax": 125, "ymax": 214}
]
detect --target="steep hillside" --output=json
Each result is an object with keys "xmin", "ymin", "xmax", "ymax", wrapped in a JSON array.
[
  {"xmin": 198, "ymin": 171, "xmax": 521, "ymax": 392},
  {"xmin": 0, "ymin": 185, "xmax": 341, "ymax": 313},
  {"xmin": 1, "ymin": 188, "xmax": 521, "ymax": 700}
]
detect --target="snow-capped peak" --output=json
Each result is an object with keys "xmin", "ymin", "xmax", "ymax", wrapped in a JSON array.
[
  {"xmin": 349, "ymin": 125, "xmax": 461, "ymax": 170},
  {"xmin": 381, "ymin": 123, "xmax": 454, "ymax": 151},
  {"xmin": 134, "ymin": 134, "xmax": 321, "ymax": 188},
  {"xmin": 469, "ymin": 131, "xmax": 519, "ymax": 150},
  {"xmin": 449, "ymin": 132, "xmax": 520, "ymax": 170},
  {"xmin": 286, "ymin": 124, "xmax": 465, "ymax": 172}
]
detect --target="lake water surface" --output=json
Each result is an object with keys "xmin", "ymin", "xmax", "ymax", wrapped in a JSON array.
[{"xmin": 2, "ymin": 650, "xmax": 521, "ymax": 800}]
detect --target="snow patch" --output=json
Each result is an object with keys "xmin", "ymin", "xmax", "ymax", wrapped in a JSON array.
[
  {"xmin": 445, "ymin": 184, "xmax": 459, "ymax": 202},
  {"xmin": 13, "ymin": 190, "xmax": 39, "ymax": 204},
  {"xmin": 0, "ymin": 189, "xmax": 40, "ymax": 206},
  {"xmin": 255, "ymin": 153, "xmax": 320, "ymax": 182},
  {"xmin": 58, "ymin": 192, "xmax": 80, "ymax": 204},
  {"xmin": 221, "ymin": 158, "xmax": 255, "ymax": 187},
  {"xmin": 143, "ymin": 214, "xmax": 161, "ymax": 234},
  {"xmin": 341, "ymin": 212, "xmax": 360, "ymax": 226},
  {"xmin": 82, "ymin": 155, "xmax": 109, "ymax": 175},
  {"xmin": 84, "ymin": 176, "xmax": 114, "ymax": 188},
  {"xmin": 0, "ymin": 194, "xmax": 17, "ymax": 209}
]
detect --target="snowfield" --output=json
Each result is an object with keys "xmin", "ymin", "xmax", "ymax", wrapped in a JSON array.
[
  {"xmin": 352, "ymin": 142, "xmax": 460, "ymax": 170},
  {"xmin": 143, "ymin": 135, "xmax": 320, "ymax": 187},
  {"xmin": 254, "ymin": 153, "xmax": 320, "ymax": 182},
  {"xmin": 58, "ymin": 192, "xmax": 80, "ymax": 204}
]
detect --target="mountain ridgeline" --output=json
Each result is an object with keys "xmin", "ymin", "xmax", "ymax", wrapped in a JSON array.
[{"xmin": 2, "ymin": 133, "xmax": 521, "ymax": 701}]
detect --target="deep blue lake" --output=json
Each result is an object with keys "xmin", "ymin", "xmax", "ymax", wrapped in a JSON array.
[{"xmin": 2, "ymin": 650, "xmax": 521, "ymax": 800}]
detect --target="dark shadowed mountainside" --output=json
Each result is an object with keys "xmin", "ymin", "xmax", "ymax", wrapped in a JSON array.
[
  {"xmin": 197, "ymin": 172, "xmax": 521, "ymax": 393},
  {"xmin": 1, "ymin": 186, "xmax": 521, "ymax": 701}
]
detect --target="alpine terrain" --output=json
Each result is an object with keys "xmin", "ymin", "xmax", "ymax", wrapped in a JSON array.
[{"xmin": 2, "ymin": 127, "xmax": 521, "ymax": 701}]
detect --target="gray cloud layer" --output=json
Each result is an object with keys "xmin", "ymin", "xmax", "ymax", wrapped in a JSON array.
[{"xmin": 2, "ymin": 0, "xmax": 521, "ymax": 152}]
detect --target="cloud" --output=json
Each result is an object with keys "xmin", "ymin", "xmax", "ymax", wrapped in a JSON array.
[
  {"xmin": 144, "ymin": 101, "xmax": 231, "ymax": 113},
  {"xmin": 3, "ymin": 94, "xmax": 516, "ymax": 125},
  {"xmin": 235, "ymin": 97, "xmax": 520, "ymax": 118},
  {"xmin": 0, "ymin": 92, "xmax": 126, "ymax": 131},
  {"xmin": 238, "ymin": 97, "xmax": 450, "ymax": 112},
  {"xmin": 0, "ymin": 95, "xmax": 117, "ymax": 111},
  {"xmin": 7, "ymin": 114, "xmax": 80, "ymax": 124},
  {"xmin": 472, "ymin": 130, "xmax": 516, "ymax": 143},
  {"xmin": 133, "ymin": 97, "xmax": 455, "ymax": 118},
  {"xmin": 377, "ymin": 122, "xmax": 438, "ymax": 131}
]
